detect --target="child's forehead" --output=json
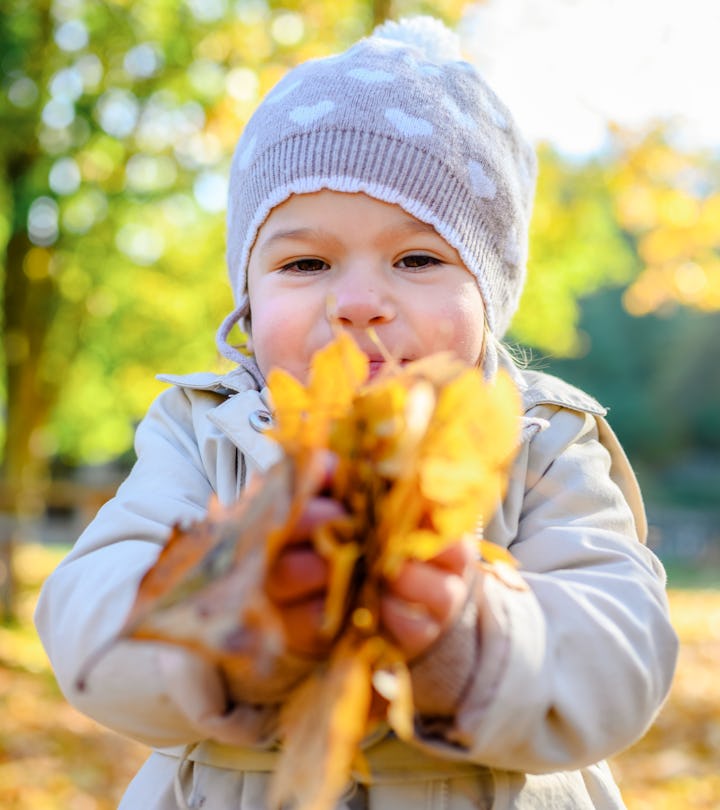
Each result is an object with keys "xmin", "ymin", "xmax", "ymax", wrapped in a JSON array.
[
  {"xmin": 270, "ymin": 190, "xmax": 422, "ymax": 216},
  {"xmin": 258, "ymin": 190, "xmax": 444, "ymax": 239}
]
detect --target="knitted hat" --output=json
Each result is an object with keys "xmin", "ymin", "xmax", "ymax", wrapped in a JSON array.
[{"xmin": 218, "ymin": 16, "xmax": 537, "ymax": 364}]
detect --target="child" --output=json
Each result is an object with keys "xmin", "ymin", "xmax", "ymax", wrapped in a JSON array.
[{"xmin": 36, "ymin": 16, "xmax": 678, "ymax": 810}]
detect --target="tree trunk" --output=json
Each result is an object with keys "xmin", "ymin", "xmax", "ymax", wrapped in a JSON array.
[
  {"xmin": 1, "ymin": 225, "xmax": 56, "ymax": 621},
  {"xmin": 372, "ymin": 0, "xmax": 392, "ymax": 26}
]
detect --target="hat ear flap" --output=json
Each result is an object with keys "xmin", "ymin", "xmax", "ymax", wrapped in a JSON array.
[{"xmin": 216, "ymin": 301, "xmax": 250, "ymax": 362}]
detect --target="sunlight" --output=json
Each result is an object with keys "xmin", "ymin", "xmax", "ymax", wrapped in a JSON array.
[{"xmin": 463, "ymin": 0, "xmax": 720, "ymax": 155}]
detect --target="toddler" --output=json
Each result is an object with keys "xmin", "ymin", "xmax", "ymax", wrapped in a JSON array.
[{"xmin": 36, "ymin": 16, "xmax": 678, "ymax": 810}]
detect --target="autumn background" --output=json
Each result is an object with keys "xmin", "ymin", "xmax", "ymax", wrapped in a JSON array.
[{"xmin": 1, "ymin": 0, "xmax": 719, "ymax": 807}]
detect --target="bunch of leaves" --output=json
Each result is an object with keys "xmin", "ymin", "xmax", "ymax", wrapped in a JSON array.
[{"xmin": 109, "ymin": 331, "xmax": 521, "ymax": 810}]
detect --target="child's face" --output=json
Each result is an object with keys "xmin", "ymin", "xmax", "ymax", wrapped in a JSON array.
[{"xmin": 246, "ymin": 190, "xmax": 486, "ymax": 382}]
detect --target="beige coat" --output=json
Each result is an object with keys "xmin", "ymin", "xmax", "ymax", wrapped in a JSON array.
[{"xmin": 35, "ymin": 360, "xmax": 678, "ymax": 809}]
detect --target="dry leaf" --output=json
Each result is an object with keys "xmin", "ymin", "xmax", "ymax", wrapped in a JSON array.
[
  {"xmin": 99, "ymin": 330, "xmax": 523, "ymax": 810},
  {"xmin": 78, "ymin": 458, "xmax": 302, "ymax": 695},
  {"xmin": 269, "ymin": 635, "xmax": 381, "ymax": 810}
]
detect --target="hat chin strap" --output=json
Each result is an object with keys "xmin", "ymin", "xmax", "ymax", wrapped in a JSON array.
[
  {"xmin": 481, "ymin": 335, "xmax": 498, "ymax": 381},
  {"xmin": 215, "ymin": 300, "xmax": 265, "ymax": 386}
]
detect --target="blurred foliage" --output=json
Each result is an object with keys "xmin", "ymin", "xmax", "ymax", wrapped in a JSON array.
[
  {"xmin": 0, "ymin": 0, "xmax": 478, "ymax": 480},
  {"xmin": 0, "ymin": 543, "xmax": 148, "ymax": 809},
  {"xmin": 544, "ymin": 289, "xmax": 720, "ymax": 505},
  {"xmin": 0, "ymin": 0, "xmax": 718, "ymax": 476},
  {"xmin": 611, "ymin": 128, "xmax": 720, "ymax": 317},
  {"xmin": 514, "ymin": 144, "xmax": 639, "ymax": 355},
  {"xmin": 611, "ymin": 588, "xmax": 720, "ymax": 810},
  {"xmin": 515, "ymin": 126, "xmax": 720, "ymax": 355},
  {"xmin": 2, "ymin": 543, "xmax": 718, "ymax": 809},
  {"xmin": 512, "ymin": 127, "xmax": 720, "ymax": 512}
]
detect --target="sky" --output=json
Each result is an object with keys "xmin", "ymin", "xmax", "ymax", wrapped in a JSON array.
[{"xmin": 461, "ymin": 0, "xmax": 720, "ymax": 156}]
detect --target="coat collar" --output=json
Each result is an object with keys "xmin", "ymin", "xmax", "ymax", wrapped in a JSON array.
[
  {"xmin": 158, "ymin": 358, "xmax": 606, "ymax": 418},
  {"xmin": 157, "ymin": 358, "xmax": 605, "ymax": 469},
  {"xmin": 157, "ymin": 366, "xmax": 261, "ymax": 395}
]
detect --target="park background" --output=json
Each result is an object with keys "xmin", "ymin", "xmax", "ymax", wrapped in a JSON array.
[{"xmin": 1, "ymin": 0, "xmax": 719, "ymax": 807}]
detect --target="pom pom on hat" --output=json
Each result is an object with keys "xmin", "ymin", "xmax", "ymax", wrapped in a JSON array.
[
  {"xmin": 218, "ymin": 15, "xmax": 537, "ymax": 364},
  {"xmin": 373, "ymin": 16, "xmax": 463, "ymax": 61}
]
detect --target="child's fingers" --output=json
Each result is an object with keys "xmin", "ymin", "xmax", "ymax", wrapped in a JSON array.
[
  {"xmin": 278, "ymin": 596, "xmax": 330, "ymax": 658},
  {"xmin": 426, "ymin": 537, "xmax": 476, "ymax": 574},
  {"xmin": 387, "ymin": 558, "xmax": 468, "ymax": 623},
  {"xmin": 379, "ymin": 594, "xmax": 440, "ymax": 660},
  {"xmin": 303, "ymin": 448, "xmax": 339, "ymax": 495},
  {"xmin": 290, "ymin": 496, "xmax": 346, "ymax": 538},
  {"xmin": 266, "ymin": 542, "xmax": 328, "ymax": 603},
  {"xmin": 381, "ymin": 559, "xmax": 471, "ymax": 659},
  {"xmin": 267, "ymin": 496, "xmax": 344, "ymax": 602}
]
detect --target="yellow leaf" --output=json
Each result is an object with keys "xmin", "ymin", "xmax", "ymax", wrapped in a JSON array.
[
  {"xmin": 116, "ymin": 331, "xmax": 524, "ymax": 810},
  {"xmin": 308, "ymin": 330, "xmax": 369, "ymax": 413},
  {"xmin": 478, "ymin": 539, "xmax": 518, "ymax": 567},
  {"xmin": 267, "ymin": 332, "xmax": 369, "ymax": 451},
  {"xmin": 314, "ymin": 523, "xmax": 363, "ymax": 639},
  {"xmin": 269, "ymin": 635, "xmax": 379, "ymax": 810},
  {"xmin": 373, "ymin": 657, "xmax": 414, "ymax": 741},
  {"xmin": 266, "ymin": 367, "xmax": 310, "ymax": 446}
]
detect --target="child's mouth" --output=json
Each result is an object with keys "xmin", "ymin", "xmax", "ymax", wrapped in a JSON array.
[
  {"xmin": 367, "ymin": 359, "xmax": 385, "ymax": 379},
  {"xmin": 366, "ymin": 356, "xmax": 408, "ymax": 379}
]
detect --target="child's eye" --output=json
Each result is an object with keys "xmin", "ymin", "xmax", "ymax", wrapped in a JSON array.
[
  {"xmin": 396, "ymin": 254, "xmax": 442, "ymax": 270},
  {"xmin": 280, "ymin": 258, "xmax": 329, "ymax": 274}
]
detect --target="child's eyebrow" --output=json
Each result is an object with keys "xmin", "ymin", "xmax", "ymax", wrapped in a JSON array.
[
  {"xmin": 258, "ymin": 228, "xmax": 320, "ymax": 254},
  {"xmin": 257, "ymin": 219, "xmax": 441, "ymax": 256},
  {"xmin": 397, "ymin": 220, "xmax": 438, "ymax": 234}
]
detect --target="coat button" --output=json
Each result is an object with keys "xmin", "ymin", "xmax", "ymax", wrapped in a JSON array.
[{"xmin": 249, "ymin": 408, "xmax": 273, "ymax": 432}]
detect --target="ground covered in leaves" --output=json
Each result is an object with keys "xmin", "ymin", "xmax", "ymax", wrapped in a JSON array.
[{"xmin": 2, "ymin": 543, "xmax": 718, "ymax": 809}]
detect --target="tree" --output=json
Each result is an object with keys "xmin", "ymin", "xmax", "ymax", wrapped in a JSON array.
[
  {"xmin": 511, "ymin": 129, "xmax": 720, "ymax": 355},
  {"xmin": 5, "ymin": 1, "xmax": 714, "ymax": 618},
  {"xmin": 0, "ymin": 0, "xmax": 471, "ymax": 617},
  {"xmin": 608, "ymin": 126, "xmax": 720, "ymax": 316},
  {"xmin": 511, "ymin": 143, "xmax": 640, "ymax": 355}
]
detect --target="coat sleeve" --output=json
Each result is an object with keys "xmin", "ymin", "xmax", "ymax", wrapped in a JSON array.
[
  {"xmin": 34, "ymin": 386, "xmax": 244, "ymax": 748},
  {"xmin": 410, "ymin": 405, "xmax": 678, "ymax": 772}
]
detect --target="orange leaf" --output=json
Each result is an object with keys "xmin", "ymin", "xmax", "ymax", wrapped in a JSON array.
[
  {"xmin": 269, "ymin": 635, "xmax": 381, "ymax": 810},
  {"xmin": 80, "ymin": 458, "xmax": 300, "ymax": 693}
]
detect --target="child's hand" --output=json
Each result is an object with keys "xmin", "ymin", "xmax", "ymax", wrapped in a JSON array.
[
  {"xmin": 265, "ymin": 494, "xmax": 343, "ymax": 658},
  {"xmin": 380, "ymin": 539, "xmax": 475, "ymax": 660},
  {"xmin": 157, "ymin": 645, "xmax": 277, "ymax": 745},
  {"xmin": 265, "ymin": 451, "xmax": 343, "ymax": 659},
  {"xmin": 265, "ymin": 452, "xmax": 476, "ymax": 662}
]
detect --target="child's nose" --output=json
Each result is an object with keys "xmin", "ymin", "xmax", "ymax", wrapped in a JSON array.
[{"xmin": 329, "ymin": 276, "xmax": 395, "ymax": 328}]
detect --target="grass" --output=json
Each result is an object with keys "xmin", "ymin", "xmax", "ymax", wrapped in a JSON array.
[
  {"xmin": 610, "ymin": 588, "xmax": 720, "ymax": 809},
  {"xmin": 0, "ymin": 544, "xmax": 148, "ymax": 810},
  {"xmin": 2, "ymin": 543, "xmax": 719, "ymax": 808}
]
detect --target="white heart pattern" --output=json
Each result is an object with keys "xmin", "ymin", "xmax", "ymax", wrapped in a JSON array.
[
  {"xmin": 385, "ymin": 108, "xmax": 433, "ymax": 137},
  {"xmin": 267, "ymin": 79, "xmax": 303, "ymax": 105},
  {"xmin": 289, "ymin": 100, "xmax": 335, "ymax": 125},
  {"xmin": 488, "ymin": 102, "xmax": 508, "ymax": 130},
  {"xmin": 504, "ymin": 240, "xmax": 522, "ymax": 266},
  {"xmin": 347, "ymin": 68, "xmax": 395, "ymax": 83},
  {"xmin": 443, "ymin": 95, "xmax": 475, "ymax": 129},
  {"xmin": 419, "ymin": 64, "xmax": 442, "ymax": 77},
  {"xmin": 468, "ymin": 160, "xmax": 497, "ymax": 199},
  {"xmin": 235, "ymin": 134, "xmax": 257, "ymax": 170}
]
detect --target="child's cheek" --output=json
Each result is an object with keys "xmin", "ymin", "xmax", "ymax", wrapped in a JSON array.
[{"xmin": 247, "ymin": 294, "xmax": 319, "ymax": 382}]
